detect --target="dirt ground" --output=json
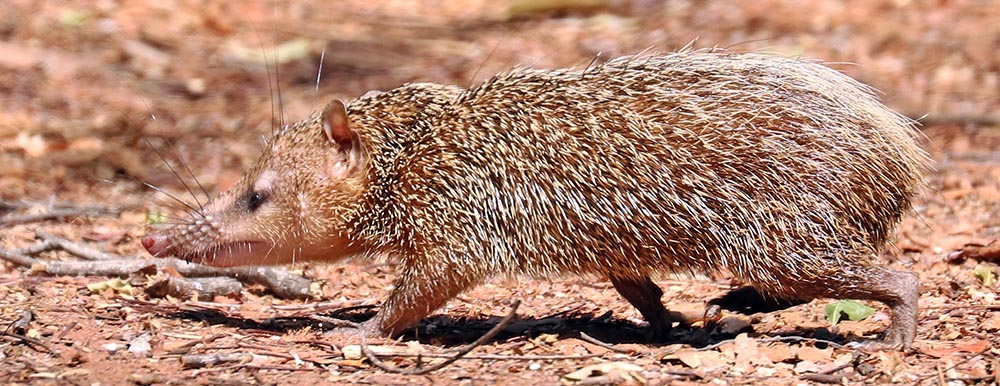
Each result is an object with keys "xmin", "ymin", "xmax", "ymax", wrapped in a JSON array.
[{"xmin": 1, "ymin": 1, "xmax": 999, "ymax": 385}]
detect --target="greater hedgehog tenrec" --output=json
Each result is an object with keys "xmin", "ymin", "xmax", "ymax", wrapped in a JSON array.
[{"xmin": 143, "ymin": 51, "xmax": 930, "ymax": 349}]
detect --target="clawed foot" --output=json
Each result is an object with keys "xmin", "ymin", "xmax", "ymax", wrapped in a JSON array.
[
  {"xmin": 312, "ymin": 314, "xmax": 370, "ymax": 338},
  {"xmin": 845, "ymin": 329, "xmax": 911, "ymax": 351}
]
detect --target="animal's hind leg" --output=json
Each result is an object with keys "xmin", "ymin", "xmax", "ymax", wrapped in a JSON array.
[
  {"xmin": 789, "ymin": 265, "xmax": 918, "ymax": 350},
  {"xmin": 609, "ymin": 274, "xmax": 672, "ymax": 341}
]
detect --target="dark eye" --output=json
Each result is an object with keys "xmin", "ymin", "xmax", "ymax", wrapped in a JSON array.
[{"xmin": 246, "ymin": 190, "xmax": 268, "ymax": 212}]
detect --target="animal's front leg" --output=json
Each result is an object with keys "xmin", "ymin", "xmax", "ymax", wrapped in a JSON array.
[{"xmin": 363, "ymin": 263, "xmax": 478, "ymax": 337}]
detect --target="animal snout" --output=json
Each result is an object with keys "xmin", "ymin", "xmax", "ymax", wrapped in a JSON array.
[{"xmin": 141, "ymin": 233, "xmax": 170, "ymax": 257}]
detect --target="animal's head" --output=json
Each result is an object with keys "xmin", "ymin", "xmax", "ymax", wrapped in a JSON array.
[{"xmin": 142, "ymin": 101, "xmax": 368, "ymax": 266}]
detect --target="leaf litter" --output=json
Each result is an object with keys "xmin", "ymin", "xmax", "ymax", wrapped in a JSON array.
[{"xmin": 1, "ymin": 0, "xmax": 1000, "ymax": 384}]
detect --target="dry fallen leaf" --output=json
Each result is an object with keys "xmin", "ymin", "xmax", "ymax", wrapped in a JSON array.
[
  {"xmin": 795, "ymin": 345, "xmax": 833, "ymax": 363},
  {"xmin": 921, "ymin": 339, "xmax": 991, "ymax": 358},
  {"xmin": 758, "ymin": 343, "xmax": 795, "ymax": 363},
  {"xmin": 980, "ymin": 316, "xmax": 1000, "ymax": 331},
  {"xmin": 717, "ymin": 314, "xmax": 752, "ymax": 334},
  {"xmin": 674, "ymin": 349, "xmax": 702, "ymax": 368},
  {"xmin": 562, "ymin": 362, "xmax": 646, "ymax": 385},
  {"xmin": 794, "ymin": 360, "xmax": 821, "ymax": 374}
]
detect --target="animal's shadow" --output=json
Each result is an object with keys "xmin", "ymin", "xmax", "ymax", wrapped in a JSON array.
[{"xmin": 165, "ymin": 286, "xmax": 855, "ymax": 349}]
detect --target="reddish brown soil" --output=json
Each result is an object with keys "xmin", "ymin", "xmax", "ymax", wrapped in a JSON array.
[{"xmin": 1, "ymin": 1, "xmax": 998, "ymax": 385}]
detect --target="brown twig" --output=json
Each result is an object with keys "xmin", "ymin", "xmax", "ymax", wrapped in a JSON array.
[
  {"xmin": 309, "ymin": 315, "xmax": 363, "ymax": 329},
  {"xmin": 915, "ymin": 347, "xmax": 990, "ymax": 384},
  {"xmin": 181, "ymin": 352, "xmax": 253, "ymax": 369},
  {"xmin": 231, "ymin": 343, "xmax": 329, "ymax": 366},
  {"xmin": 800, "ymin": 361, "xmax": 853, "ymax": 383},
  {"xmin": 35, "ymin": 231, "xmax": 120, "ymax": 260},
  {"xmin": 0, "ymin": 205, "xmax": 122, "ymax": 227},
  {"xmin": 164, "ymin": 334, "xmax": 226, "ymax": 355},
  {"xmin": 188, "ymin": 362, "xmax": 246, "ymax": 376},
  {"xmin": 54, "ymin": 321, "xmax": 77, "ymax": 342},
  {"xmin": 363, "ymin": 351, "xmax": 600, "ymax": 361},
  {"xmin": 271, "ymin": 299, "xmax": 376, "ymax": 313},
  {"xmin": 0, "ymin": 330, "xmax": 53, "ymax": 353},
  {"xmin": 146, "ymin": 276, "xmax": 243, "ymax": 300},
  {"xmin": 948, "ymin": 240, "xmax": 1000, "ymax": 263},
  {"xmin": 577, "ymin": 331, "xmax": 634, "ymax": 354},
  {"xmin": 0, "ymin": 243, "xmax": 312, "ymax": 299},
  {"xmin": 0, "ymin": 247, "xmax": 39, "ymax": 268},
  {"xmin": 288, "ymin": 339, "xmax": 339, "ymax": 351},
  {"xmin": 176, "ymin": 263, "xmax": 313, "ymax": 299},
  {"xmin": 361, "ymin": 300, "xmax": 521, "ymax": 375},
  {"xmin": 13, "ymin": 241, "xmax": 57, "ymax": 255},
  {"xmin": 697, "ymin": 335, "xmax": 846, "ymax": 351},
  {"xmin": 244, "ymin": 364, "xmax": 319, "ymax": 371}
]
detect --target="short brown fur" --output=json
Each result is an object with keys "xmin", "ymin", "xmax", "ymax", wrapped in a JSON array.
[{"xmin": 143, "ymin": 50, "xmax": 930, "ymax": 349}]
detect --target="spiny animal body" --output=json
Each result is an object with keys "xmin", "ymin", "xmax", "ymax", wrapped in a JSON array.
[{"xmin": 143, "ymin": 50, "xmax": 929, "ymax": 349}]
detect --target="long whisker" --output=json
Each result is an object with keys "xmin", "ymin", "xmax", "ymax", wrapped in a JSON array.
[
  {"xmin": 142, "ymin": 181, "xmax": 202, "ymax": 216},
  {"xmin": 131, "ymin": 96, "xmax": 202, "ymax": 211},
  {"xmin": 126, "ymin": 96, "xmax": 201, "ymax": 217},
  {"xmin": 143, "ymin": 138, "xmax": 205, "ymax": 211},
  {"xmin": 315, "ymin": 45, "xmax": 326, "ymax": 92},
  {"xmin": 246, "ymin": 16, "xmax": 278, "ymax": 136},
  {"xmin": 271, "ymin": 4, "xmax": 285, "ymax": 129},
  {"xmin": 467, "ymin": 34, "xmax": 505, "ymax": 89},
  {"xmin": 165, "ymin": 140, "xmax": 211, "ymax": 204}
]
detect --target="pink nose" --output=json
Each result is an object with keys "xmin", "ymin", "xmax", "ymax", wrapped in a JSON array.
[{"xmin": 142, "ymin": 233, "xmax": 167, "ymax": 256}]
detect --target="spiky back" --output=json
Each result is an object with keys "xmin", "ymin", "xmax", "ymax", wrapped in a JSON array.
[{"xmin": 348, "ymin": 51, "xmax": 929, "ymax": 297}]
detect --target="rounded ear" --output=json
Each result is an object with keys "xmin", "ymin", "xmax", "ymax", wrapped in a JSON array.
[
  {"xmin": 320, "ymin": 99, "xmax": 366, "ymax": 177},
  {"xmin": 321, "ymin": 99, "xmax": 356, "ymax": 149}
]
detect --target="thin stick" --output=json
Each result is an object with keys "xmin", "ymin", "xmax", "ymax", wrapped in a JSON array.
[
  {"xmin": 365, "ymin": 351, "xmax": 599, "ymax": 361},
  {"xmin": 0, "ymin": 207, "xmax": 122, "ymax": 227},
  {"xmin": 697, "ymin": 335, "xmax": 846, "ymax": 351},
  {"xmin": 244, "ymin": 364, "xmax": 318, "ymax": 372},
  {"xmin": 0, "ymin": 246, "xmax": 311, "ymax": 300},
  {"xmin": 269, "ymin": 299, "xmax": 375, "ymax": 312},
  {"xmin": 309, "ymin": 315, "xmax": 362, "ymax": 329},
  {"xmin": 54, "ymin": 321, "xmax": 78, "ymax": 342},
  {"xmin": 164, "ymin": 334, "xmax": 226, "ymax": 355},
  {"xmin": 0, "ymin": 200, "xmax": 119, "ymax": 212},
  {"xmin": 13, "ymin": 241, "xmax": 56, "ymax": 256},
  {"xmin": 800, "ymin": 361, "xmax": 853, "ymax": 383},
  {"xmin": 35, "ymin": 231, "xmax": 119, "ymax": 260},
  {"xmin": 577, "ymin": 332, "xmax": 633, "ymax": 354},
  {"xmin": 916, "ymin": 347, "xmax": 990, "ymax": 384},
  {"xmin": 362, "ymin": 300, "xmax": 521, "ymax": 375},
  {"xmin": 949, "ymin": 240, "xmax": 1000, "ymax": 263},
  {"xmin": 0, "ymin": 247, "xmax": 37, "ymax": 267},
  {"xmin": 0, "ymin": 331, "xmax": 53, "ymax": 353}
]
